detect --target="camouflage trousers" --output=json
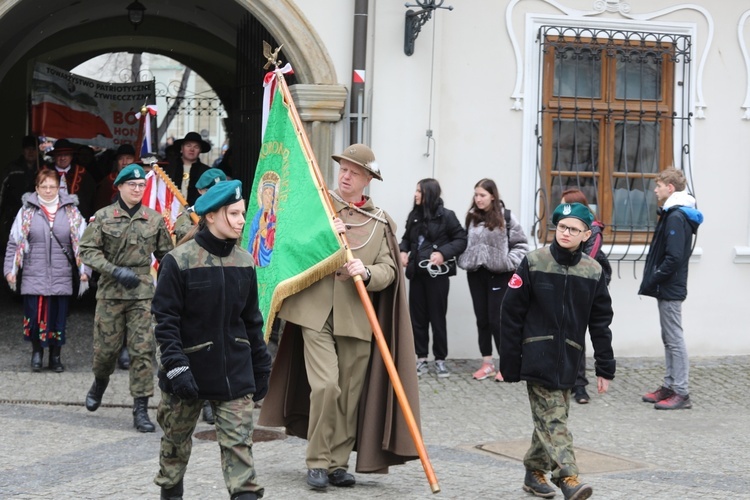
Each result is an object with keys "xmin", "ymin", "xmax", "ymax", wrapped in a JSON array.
[
  {"xmin": 154, "ymin": 391, "xmax": 264, "ymax": 498},
  {"xmin": 523, "ymin": 382, "xmax": 578, "ymax": 479},
  {"xmin": 92, "ymin": 298, "xmax": 155, "ymax": 397}
]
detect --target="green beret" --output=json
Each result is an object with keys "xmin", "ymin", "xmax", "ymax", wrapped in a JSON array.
[
  {"xmin": 114, "ymin": 164, "xmax": 147, "ymax": 186},
  {"xmin": 196, "ymin": 168, "xmax": 227, "ymax": 190},
  {"xmin": 552, "ymin": 202, "xmax": 594, "ymax": 229},
  {"xmin": 194, "ymin": 180, "xmax": 243, "ymax": 216}
]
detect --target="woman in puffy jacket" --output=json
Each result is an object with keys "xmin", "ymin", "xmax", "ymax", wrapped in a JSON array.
[
  {"xmin": 458, "ymin": 178, "xmax": 528, "ymax": 382},
  {"xmin": 4, "ymin": 169, "xmax": 89, "ymax": 372},
  {"xmin": 399, "ymin": 178, "xmax": 467, "ymax": 378}
]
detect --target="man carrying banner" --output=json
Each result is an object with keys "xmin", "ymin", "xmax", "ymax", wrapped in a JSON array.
[
  {"xmin": 259, "ymin": 143, "xmax": 421, "ymax": 490},
  {"xmin": 79, "ymin": 163, "xmax": 173, "ymax": 433}
]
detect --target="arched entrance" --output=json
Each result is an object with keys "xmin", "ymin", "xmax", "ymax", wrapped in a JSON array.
[{"xmin": 0, "ymin": 0, "xmax": 346, "ymax": 189}]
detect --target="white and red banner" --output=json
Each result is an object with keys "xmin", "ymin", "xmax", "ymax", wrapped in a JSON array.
[
  {"xmin": 31, "ymin": 62, "xmax": 155, "ymax": 149},
  {"xmin": 143, "ymin": 170, "xmax": 182, "ymax": 234}
]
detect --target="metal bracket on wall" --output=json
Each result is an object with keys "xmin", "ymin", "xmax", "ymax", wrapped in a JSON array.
[{"xmin": 404, "ymin": 0, "xmax": 453, "ymax": 56}]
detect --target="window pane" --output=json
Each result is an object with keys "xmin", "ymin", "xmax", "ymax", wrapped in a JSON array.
[
  {"xmin": 553, "ymin": 47, "xmax": 602, "ymax": 98},
  {"xmin": 611, "ymin": 178, "xmax": 659, "ymax": 230},
  {"xmin": 615, "ymin": 51, "xmax": 662, "ymax": 100},
  {"xmin": 552, "ymin": 119, "xmax": 599, "ymax": 173},
  {"xmin": 614, "ymin": 121, "xmax": 659, "ymax": 174},
  {"xmin": 549, "ymin": 177, "xmax": 600, "ymax": 226}
]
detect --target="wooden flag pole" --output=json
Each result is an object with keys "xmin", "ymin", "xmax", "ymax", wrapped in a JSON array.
[
  {"xmin": 151, "ymin": 164, "xmax": 200, "ymax": 225},
  {"xmin": 275, "ymin": 69, "xmax": 441, "ymax": 494},
  {"xmin": 134, "ymin": 103, "xmax": 148, "ymax": 162}
]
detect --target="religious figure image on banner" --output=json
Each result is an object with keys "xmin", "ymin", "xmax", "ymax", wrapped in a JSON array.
[{"xmin": 249, "ymin": 171, "xmax": 279, "ymax": 267}]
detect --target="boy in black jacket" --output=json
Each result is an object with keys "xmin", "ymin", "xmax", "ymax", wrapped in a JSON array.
[{"xmin": 500, "ymin": 202, "xmax": 615, "ymax": 500}]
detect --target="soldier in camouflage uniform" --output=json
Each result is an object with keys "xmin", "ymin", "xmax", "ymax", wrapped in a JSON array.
[
  {"xmin": 173, "ymin": 167, "xmax": 225, "ymax": 243},
  {"xmin": 79, "ymin": 164, "xmax": 174, "ymax": 433},
  {"xmin": 500, "ymin": 203, "xmax": 615, "ymax": 500},
  {"xmin": 152, "ymin": 180, "xmax": 271, "ymax": 500}
]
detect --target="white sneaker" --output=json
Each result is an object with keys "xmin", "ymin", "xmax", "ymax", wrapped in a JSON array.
[
  {"xmin": 416, "ymin": 360, "xmax": 429, "ymax": 377},
  {"xmin": 436, "ymin": 361, "xmax": 450, "ymax": 378}
]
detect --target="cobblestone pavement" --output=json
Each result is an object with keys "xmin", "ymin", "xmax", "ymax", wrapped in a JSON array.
[{"xmin": 1, "ymin": 289, "xmax": 749, "ymax": 499}]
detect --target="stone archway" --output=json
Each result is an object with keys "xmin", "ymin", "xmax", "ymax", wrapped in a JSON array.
[{"xmin": 0, "ymin": 0, "xmax": 346, "ymax": 180}]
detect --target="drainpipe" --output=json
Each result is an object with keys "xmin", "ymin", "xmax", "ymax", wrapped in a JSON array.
[{"xmin": 350, "ymin": 0, "xmax": 368, "ymax": 145}]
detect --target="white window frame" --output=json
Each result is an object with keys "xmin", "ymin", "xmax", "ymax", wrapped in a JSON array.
[{"xmin": 519, "ymin": 14, "xmax": 701, "ymax": 260}]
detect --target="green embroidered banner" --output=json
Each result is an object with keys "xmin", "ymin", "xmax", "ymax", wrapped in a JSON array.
[{"xmin": 241, "ymin": 83, "xmax": 345, "ymax": 339}]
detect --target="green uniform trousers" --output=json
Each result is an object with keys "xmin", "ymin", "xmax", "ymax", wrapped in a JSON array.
[
  {"xmin": 92, "ymin": 298, "xmax": 155, "ymax": 397},
  {"xmin": 523, "ymin": 382, "xmax": 578, "ymax": 479},
  {"xmin": 301, "ymin": 314, "xmax": 371, "ymax": 471},
  {"xmin": 154, "ymin": 391, "xmax": 264, "ymax": 497}
]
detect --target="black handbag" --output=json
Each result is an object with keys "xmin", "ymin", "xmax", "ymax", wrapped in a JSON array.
[{"xmin": 51, "ymin": 230, "xmax": 81, "ymax": 297}]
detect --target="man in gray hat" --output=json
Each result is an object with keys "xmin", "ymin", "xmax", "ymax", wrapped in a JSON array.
[
  {"xmin": 166, "ymin": 132, "xmax": 212, "ymax": 206},
  {"xmin": 260, "ymin": 144, "xmax": 421, "ymax": 491}
]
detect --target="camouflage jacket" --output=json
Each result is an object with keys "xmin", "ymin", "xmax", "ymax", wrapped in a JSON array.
[{"xmin": 80, "ymin": 201, "xmax": 173, "ymax": 299}]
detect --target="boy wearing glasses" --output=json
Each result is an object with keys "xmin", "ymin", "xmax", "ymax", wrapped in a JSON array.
[
  {"xmin": 79, "ymin": 164, "xmax": 174, "ymax": 433},
  {"xmin": 500, "ymin": 202, "xmax": 615, "ymax": 500}
]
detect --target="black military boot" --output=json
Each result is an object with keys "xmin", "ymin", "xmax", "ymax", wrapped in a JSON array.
[
  {"xmin": 202, "ymin": 400, "xmax": 215, "ymax": 424},
  {"xmin": 133, "ymin": 397, "xmax": 155, "ymax": 433},
  {"xmin": 117, "ymin": 345, "xmax": 130, "ymax": 370},
  {"xmin": 30, "ymin": 341, "xmax": 43, "ymax": 372},
  {"xmin": 85, "ymin": 378, "xmax": 109, "ymax": 411},
  {"xmin": 48, "ymin": 345, "xmax": 64, "ymax": 373},
  {"xmin": 160, "ymin": 479, "xmax": 183, "ymax": 500}
]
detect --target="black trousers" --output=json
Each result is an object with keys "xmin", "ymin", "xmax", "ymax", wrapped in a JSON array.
[
  {"xmin": 409, "ymin": 272, "xmax": 450, "ymax": 361},
  {"xmin": 466, "ymin": 268, "xmax": 514, "ymax": 358}
]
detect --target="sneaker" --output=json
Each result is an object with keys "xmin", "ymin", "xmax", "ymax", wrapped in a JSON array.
[
  {"xmin": 494, "ymin": 371, "xmax": 504, "ymax": 382},
  {"xmin": 555, "ymin": 475, "xmax": 592, "ymax": 500},
  {"xmin": 642, "ymin": 385, "xmax": 674, "ymax": 403},
  {"xmin": 435, "ymin": 360, "xmax": 450, "ymax": 378},
  {"xmin": 654, "ymin": 393, "xmax": 692, "ymax": 410},
  {"xmin": 416, "ymin": 360, "xmax": 429, "ymax": 377},
  {"xmin": 572, "ymin": 386, "xmax": 590, "ymax": 404},
  {"xmin": 472, "ymin": 363, "xmax": 496, "ymax": 380},
  {"xmin": 522, "ymin": 469, "xmax": 556, "ymax": 498}
]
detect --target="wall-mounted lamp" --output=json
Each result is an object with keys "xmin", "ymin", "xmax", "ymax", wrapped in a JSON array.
[
  {"xmin": 404, "ymin": 0, "xmax": 453, "ymax": 56},
  {"xmin": 127, "ymin": 0, "xmax": 146, "ymax": 31}
]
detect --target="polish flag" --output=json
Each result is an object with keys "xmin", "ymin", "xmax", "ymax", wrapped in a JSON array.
[
  {"xmin": 136, "ymin": 105, "xmax": 158, "ymax": 158},
  {"xmin": 143, "ymin": 169, "xmax": 183, "ymax": 275}
]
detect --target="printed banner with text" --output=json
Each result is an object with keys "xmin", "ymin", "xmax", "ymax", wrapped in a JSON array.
[{"xmin": 30, "ymin": 62, "xmax": 155, "ymax": 149}]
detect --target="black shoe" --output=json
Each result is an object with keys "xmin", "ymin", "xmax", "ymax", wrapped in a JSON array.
[
  {"xmin": 31, "ymin": 350, "xmax": 43, "ymax": 372},
  {"xmin": 85, "ymin": 378, "xmax": 109, "ymax": 411},
  {"xmin": 523, "ymin": 469, "xmax": 555, "ymax": 498},
  {"xmin": 328, "ymin": 468, "xmax": 356, "ymax": 487},
  {"xmin": 230, "ymin": 493, "xmax": 258, "ymax": 500},
  {"xmin": 133, "ymin": 397, "xmax": 155, "ymax": 432},
  {"xmin": 160, "ymin": 479, "xmax": 183, "ymax": 500},
  {"xmin": 202, "ymin": 401, "xmax": 215, "ymax": 424},
  {"xmin": 48, "ymin": 345, "xmax": 64, "ymax": 373},
  {"xmin": 117, "ymin": 347, "xmax": 130, "ymax": 370},
  {"xmin": 554, "ymin": 475, "xmax": 592, "ymax": 500},
  {"xmin": 572, "ymin": 386, "xmax": 589, "ymax": 404},
  {"xmin": 306, "ymin": 468, "xmax": 329, "ymax": 489}
]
